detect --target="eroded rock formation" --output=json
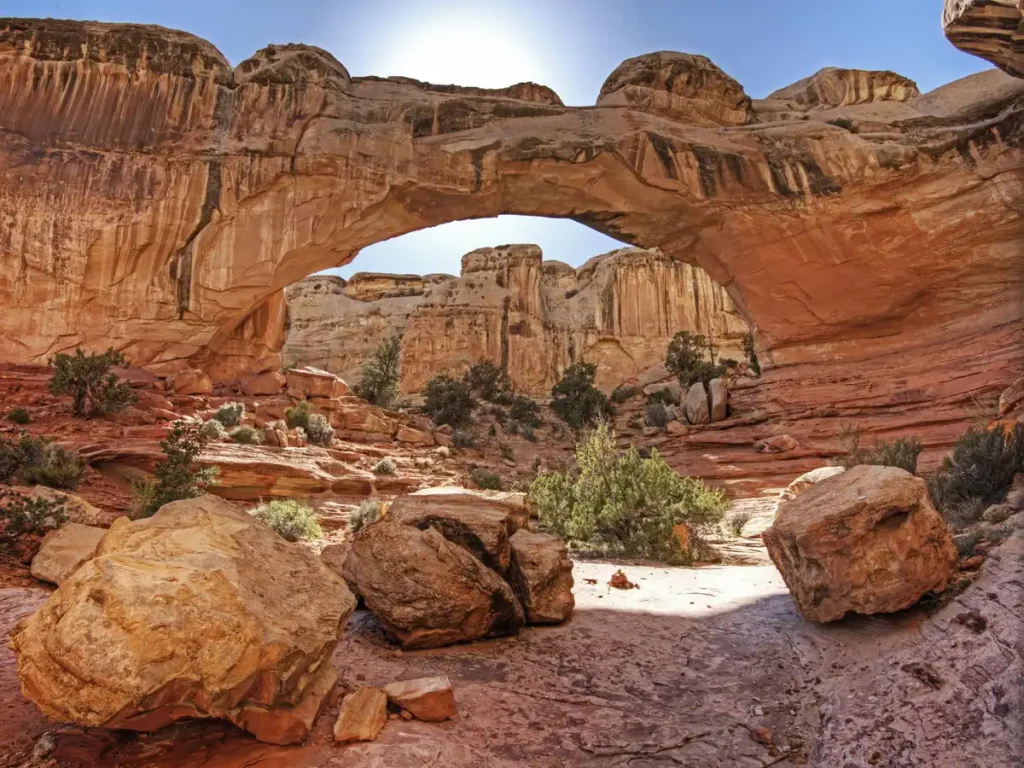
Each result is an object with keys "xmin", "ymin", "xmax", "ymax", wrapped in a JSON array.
[{"xmin": 284, "ymin": 245, "xmax": 747, "ymax": 393}]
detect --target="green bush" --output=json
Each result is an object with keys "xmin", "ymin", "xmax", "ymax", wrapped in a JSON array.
[
  {"xmin": 285, "ymin": 400, "xmax": 313, "ymax": 430},
  {"xmin": 18, "ymin": 442, "xmax": 85, "ymax": 490},
  {"xmin": 550, "ymin": 362, "xmax": 610, "ymax": 430},
  {"xmin": 742, "ymin": 333, "xmax": 761, "ymax": 376},
  {"xmin": 508, "ymin": 393, "xmax": 542, "ymax": 429},
  {"xmin": 646, "ymin": 389, "xmax": 676, "ymax": 406},
  {"xmin": 229, "ymin": 425, "xmax": 262, "ymax": 445},
  {"xmin": 372, "ymin": 457, "xmax": 397, "ymax": 475},
  {"xmin": 423, "ymin": 374, "xmax": 475, "ymax": 428},
  {"xmin": 250, "ymin": 500, "xmax": 322, "ymax": 542},
  {"xmin": 213, "ymin": 402, "xmax": 245, "ymax": 428},
  {"xmin": 305, "ymin": 413, "xmax": 335, "ymax": 446},
  {"xmin": 528, "ymin": 424, "xmax": 727, "ymax": 564},
  {"xmin": 471, "ymin": 467, "xmax": 503, "ymax": 490},
  {"xmin": 665, "ymin": 332, "xmax": 725, "ymax": 388},
  {"xmin": 521, "ymin": 426, "xmax": 537, "ymax": 442},
  {"xmin": 47, "ymin": 347, "xmax": 136, "ymax": 417},
  {"xmin": 0, "ymin": 495, "xmax": 67, "ymax": 551},
  {"xmin": 348, "ymin": 499, "xmax": 382, "ymax": 533},
  {"xmin": 200, "ymin": 419, "xmax": 227, "ymax": 440},
  {"xmin": 464, "ymin": 360, "xmax": 511, "ymax": 402},
  {"xmin": 453, "ymin": 428, "xmax": 476, "ymax": 448},
  {"xmin": 835, "ymin": 426, "xmax": 922, "ymax": 474},
  {"xmin": 6, "ymin": 407, "xmax": 30, "ymax": 424},
  {"xmin": 355, "ymin": 333, "xmax": 402, "ymax": 408},
  {"xmin": 133, "ymin": 420, "xmax": 218, "ymax": 518},
  {"xmin": 610, "ymin": 385, "xmax": 640, "ymax": 404},
  {"xmin": 646, "ymin": 402, "xmax": 670, "ymax": 428},
  {"xmin": 928, "ymin": 424, "xmax": 1024, "ymax": 523}
]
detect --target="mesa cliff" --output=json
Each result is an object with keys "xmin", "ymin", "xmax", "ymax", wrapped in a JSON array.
[{"xmin": 283, "ymin": 245, "xmax": 748, "ymax": 395}]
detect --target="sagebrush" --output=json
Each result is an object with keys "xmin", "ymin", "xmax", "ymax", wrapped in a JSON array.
[
  {"xmin": 0, "ymin": 495, "xmax": 67, "ymax": 551},
  {"xmin": 200, "ymin": 419, "xmax": 227, "ymax": 440},
  {"xmin": 529, "ymin": 424, "xmax": 727, "ymax": 564},
  {"xmin": 305, "ymin": 413, "xmax": 335, "ymax": 446},
  {"xmin": 348, "ymin": 499, "xmax": 383, "ymax": 533},
  {"xmin": 213, "ymin": 402, "xmax": 245, "ymax": 427},
  {"xmin": 835, "ymin": 426, "xmax": 922, "ymax": 474},
  {"xmin": 646, "ymin": 402, "xmax": 670, "ymax": 428},
  {"xmin": 230, "ymin": 425, "xmax": 262, "ymax": 445},
  {"xmin": 48, "ymin": 347, "xmax": 136, "ymax": 417},
  {"xmin": 471, "ymin": 467, "xmax": 503, "ymax": 490},
  {"xmin": 0, "ymin": 434, "xmax": 85, "ymax": 490},
  {"xmin": 372, "ymin": 457, "xmax": 397, "ymax": 475},
  {"xmin": 250, "ymin": 500, "xmax": 322, "ymax": 541},
  {"xmin": 6, "ymin": 407, "xmax": 30, "ymax": 425}
]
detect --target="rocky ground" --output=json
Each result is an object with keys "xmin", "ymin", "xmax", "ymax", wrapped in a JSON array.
[{"xmin": 1, "ymin": 533, "xmax": 1020, "ymax": 768}]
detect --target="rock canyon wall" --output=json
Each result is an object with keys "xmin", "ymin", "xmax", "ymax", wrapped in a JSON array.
[{"xmin": 283, "ymin": 245, "xmax": 748, "ymax": 394}]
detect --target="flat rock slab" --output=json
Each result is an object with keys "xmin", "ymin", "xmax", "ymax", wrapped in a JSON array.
[
  {"xmin": 334, "ymin": 687, "xmax": 387, "ymax": 744},
  {"xmin": 29, "ymin": 523, "xmax": 106, "ymax": 585},
  {"xmin": 382, "ymin": 676, "xmax": 457, "ymax": 722}
]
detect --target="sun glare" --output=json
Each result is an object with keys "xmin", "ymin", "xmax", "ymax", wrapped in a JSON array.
[{"xmin": 367, "ymin": 11, "xmax": 552, "ymax": 90}]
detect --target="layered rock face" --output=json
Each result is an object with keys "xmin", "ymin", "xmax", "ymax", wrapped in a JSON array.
[
  {"xmin": 284, "ymin": 245, "xmax": 747, "ymax": 394},
  {"xmin": 943, "ymin": 0, "xmax": 1023, "ymax": 77},
  {"xmin": 10, "ymin": 495, "xmax": 356, "ymax": 743}
]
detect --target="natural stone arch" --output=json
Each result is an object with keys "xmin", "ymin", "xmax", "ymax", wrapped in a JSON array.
[{"xmin": 0, "ymin": 15, "xmax": 1021, "ymax": 384}]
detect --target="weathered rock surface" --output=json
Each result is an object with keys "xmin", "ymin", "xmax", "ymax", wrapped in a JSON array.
[
  {"xmin": 286, "ymin": 367, "xmax": 349, "ymax": 399},
  {"xmin": 333, "ymin": 687, "xmax": 387, "ymax": 744},
  {"xmin": 766, "ymin": 67, "xmax": 920, "ymax": 108},
  {"xmin": 10, "ymin": 495, "xmax": 356, "ymax": 743},
  {"xmin": 284, "ymin": 246, "xmax": 746, "ymax": 394},
  {"xmin": 708, "ymin": 377, "xmax": 728, "ymax": 421},
  {"xmin": 381, "ymin": 676, "xmax": 457, "ymax": 722},
  {"xmin": 342, "ymin": 521, "xmax": 525, "ymax": 648},
  {"xmin": 685, "ymin": 382, "xmax": 710, "ymax": 425},
  {"xmin": 2, "ymin": 16, "xmax": 1018, "ymax": 425},
  {"xmin": 943, "ymin": 0, "xmax": 1023, "ymax": 77},
  {"xmin": 508, "ymin": 530, "xmax": 575, "ymax": 624},
  {"xmin": 763, "ymin": 465, "xmax": 958, "ymax": 622},
  {"xmin": 29, "ymin": 523, "xmax": 105, "ymax": 586},
  {"xmin": 778, "ymin": 466, "xmax": 846, "ymax": 503}
]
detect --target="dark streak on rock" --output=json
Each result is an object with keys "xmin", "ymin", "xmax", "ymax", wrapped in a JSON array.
[{"xmin": 646, "ymin": 132, "xmax": 677, "ymax": 180}]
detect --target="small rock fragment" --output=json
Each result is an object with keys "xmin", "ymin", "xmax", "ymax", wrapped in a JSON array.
[
  {"xmin": 751, "ymin": 726, "xmax": 774, "ymax": 746},
  {"xmin": 382, "ymin": 676, "xmax": 457, "ymax": 722},
  {"xmin": 954, "ymin": 610, "xmax": 987, "ymax": 633},
  {"xmin": 334, "ymin": 687, "xmax": 387, "ymax": 744},
  {"xmin": 609, "ymin": 569, "xmax": 637, "ymax": 590},
  {"xmin": 901, "ymin": 661, "xmax": 943, "ymax": 690}
]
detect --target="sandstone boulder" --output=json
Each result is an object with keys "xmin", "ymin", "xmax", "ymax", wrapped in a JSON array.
[
  {"xmin": 708, "ymin": 377, "xmax": 728, "ymax": 421},
  {"xmin": 320, "ymin": 541, "xmax": 352, "ymax": 581},
  {"xmin": 169, "ymin": 369, "xmax": 213, "ymax": 395},
  {"xmin": 382, "ymin": 676, "xmax": 457, "ymax": 722},
  {"xmin": 755, "ymin": 434, "xmax": 799, "ymax": 454},
  {"xmin": 11, "ymin": 495, "xmax": 356, "ymax": 744},
  {"xmin": 666, "ymin": 420, "xmax": 688, "ymax": 436},
  {"xmin": 393, "ymin": 486, "xmax": 530, "ymax": 532},
  {"xmin": 767, "ymin": 67, "xmax": 919, "ymax": 108},
  {"xmin": 29, "ymin": 523, "xmax": 106, "ymax": 585},
  {"xmin": 778, "ymin": 466, "xmax": 846, "ymax": 503},
  {"xmin": 286, "ymin": 367, "xmax": 349, "ymax": 399},
  {"xmin": 508, "ymin": 530, "xmax": 575, "ymax": 624},
  {"xmin": 998, "ymin": 374, "xmax": 1024, "ymax": 417},
  {"xmin": 333, "ymin": 687, "xmax": 387, "ymax": 744},
  {"xmin": 343, "ymin": 521, "xmax": 525, "ymax": 648},
  {"xmin": 242, "ymin": 370, "xmax": 286, "ymax": 396},
  {"xmin": 396, "ymin": 424, "xmax": 434, "ymax": 446},
  {"xmin": 643, "ymin": 381, "xmax": 683, "ymax": 405},
  {"xmin": 762, "ymin": 465, "xmax": 957, "ymax": 623},
  {"xmin": 26, "ymin": 487, "xmax": 108, "ymax": 526},
  {"xmin": 685, "ymin": 382, "xmax": 710, "ymax": 425}
]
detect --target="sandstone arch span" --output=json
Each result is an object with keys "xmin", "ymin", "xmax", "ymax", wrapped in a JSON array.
[{"xmin": 0, "ymin": 12, "xmax": 1021, "ymax": 386}]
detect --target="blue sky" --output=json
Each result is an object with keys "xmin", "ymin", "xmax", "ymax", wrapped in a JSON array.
[{"xmin": 8, "ymin": 0, "xmax": 992, "ymax": 278}]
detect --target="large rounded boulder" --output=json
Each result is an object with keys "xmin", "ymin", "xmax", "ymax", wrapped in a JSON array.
[
  {"xmin": 343, "ymin": 521, "xmax": 525, "ymax": 649},
  {"xmin": 10, "ymin": 495, "xmax": 356, "ymax": 745},
  {"xmin": 762, "ymin": 465, "xmax": 957, "ymax": 623}
]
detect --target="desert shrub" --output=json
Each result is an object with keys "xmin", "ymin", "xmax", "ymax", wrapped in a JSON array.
[
  {"xmin": 827, "ymin": 117, "xmax": 855, "ymax": 131},
  {"xmin": 646, "ymin": 389, "xmax": 676, "ymax": 406},
  {"xmin": 490, "ymin": 406, "xmax": 509, "ymax": 427},
  {"xmin": 665, "ymin": 332, "xmax": 725, "ymax": 388},
  {"xmin": 213, "ymin": 401, "xmax": 245, "ymax": 428},
  {"xmin": 508, "ymin": 393, "xmax": 542, "ymax": 429},
  {"xmin": 372, "ymin": 457, "xmax": 397, "ymax": 475},
  {"xmin": 354, "ymin": 333, "xmax": 402, "ymax": 408},
  {"xmin": 305, "ymin": 413, "xmax": 335, "ymax": 446},
  {"xmin": 200, "ymin": 419, "xmax": 227, "ymax": 440},
  {"xmin": 471, "ymin": 467, "xmax": 503, "ymax": 490},
  {"xmin": 133, "ymin": 420, "xmax": 218, "ymax": 518},
  {"xmin": 928, "ymin": 424, "xmax": 1024, "ymax": 522},
  {"xmin": 6, "ymin": 407, "xmax": 30, "ymax": 424},
  {"xmin": 285, "ymin": 400, "xmax": 313, "ymax": 430},
  {"xmin": 349, "ymin": 499, "xmax": 382, "ymax": 533},
  {"xmin": 250, "ymin": 500, "xmax": 322, "ymax": 542},
  {"xmin": 835, "ymin": 426, "xmax": 922, "ymax": 474},
  {"xmin": 48, "ymin": 347, "xmax": 136, "ymax": 417},
  {"xmin": 521, "ymin": 426, "xmax": 537, "ymax": 442},
  {"xmin": 720, "ymin": 358, "xmax": 740, "ymax": 370},
  {"xmin": 610, "ymin": 385, "xmax": 640, "ymax": 404},
  {"xmin": 464, "ymin": 360, "xmax": 511, "ymax": 402},
  {"xmin": 728, "ymin": 509, "xmax": 753, "ymax": 536},
  {"xmin": 423, "ymin": 374, "xmax": 475, "ymax": 428},
  {"xmin": 528, "ymin": 424, "xmax": 727, "ymax": 564},
  {"xmin": 17, "ymin": 442, "xmax": 85, "ymax": 490},
  {"xmin": 500, "ymin": 442, "xmax": 515, "ymax": 462},
  {"xmin": 0, "ymin": 434, "xmax": 43, "ymax": 483},
  {"xmin": 453, "ymin": 428, "xmax": 476, "ymax": 448},
  {"xmin": 550, "ymin": 362, "xmax": 610, "ymax": 430},
  {"xmin": 229, "ymin": 425, "xmax": 263, "ymax": 445},
  {"xmin": 646, "ymin": 402, "xmax": 670, "ymax": 428},
  {"xmin": 0, "ymin": 495, "xmax": 67, "ymax": 551},
  {"xmin": 742, "ymin": 333, "xmax": 761, "ymax": 376}
]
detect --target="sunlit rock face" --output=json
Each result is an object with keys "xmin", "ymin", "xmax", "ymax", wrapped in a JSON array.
[
  {"xmin": 0, "ymin": 16, "xmax": 1021, "ymax": 448},
  {"xmin": 943, "ymin": 0, "xmax": 1023, "ymax": 77},
  {"xmin": 283, "ymin": 245, "xmax": 747, "ymax": 394}
]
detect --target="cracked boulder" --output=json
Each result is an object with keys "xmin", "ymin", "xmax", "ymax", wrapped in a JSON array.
[
  {"xmin": 343, "ymin": 521, "xmax": 525, "ymax": 648},
  {"xmin": 10, "ymin": 495, "xmax": 355, "ymax": 744},
  {"xmin": 763, "ymin": 465, "xmax": 958, "ymax": 622},
  {"xmin": 508, "ymin": 530, "xmax": 575, "ymax": 624}
]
